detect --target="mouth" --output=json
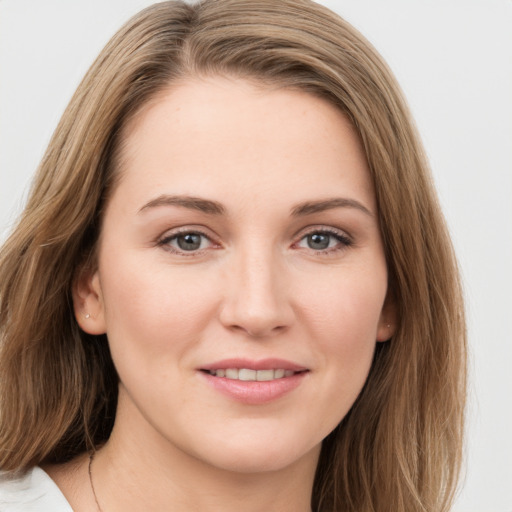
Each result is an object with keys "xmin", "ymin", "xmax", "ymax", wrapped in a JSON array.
[
  {"xmin": 202, "ymin": 368, "xmax": 306, "ymax": 381},
  {"xmin": 199, "ymin": 359, "xmax": 309, "ymax": 404}
]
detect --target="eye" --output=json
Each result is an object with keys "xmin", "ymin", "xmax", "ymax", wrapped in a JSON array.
[
  {"xmin": 159, "ymin": 231, "xmax": 214, "ymax": 253},
  {"xmin": 296, "ymin": 230, "xmax": 352, "ymax": 252}
]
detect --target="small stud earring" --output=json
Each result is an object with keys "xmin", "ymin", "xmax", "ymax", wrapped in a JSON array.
[{"xmin": 85, "ymin": 314, "xmax": 91, "ymax": 319}]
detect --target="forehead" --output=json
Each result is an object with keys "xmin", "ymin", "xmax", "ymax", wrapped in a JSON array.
[{"xmin": 113, "ymin": 76, "xmax": 375, "ymax": 214}]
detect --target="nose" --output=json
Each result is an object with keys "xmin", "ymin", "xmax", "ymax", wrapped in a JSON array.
[{"xmin": 219, "ymin": 247, "xmax": 295, "ymax": 338}]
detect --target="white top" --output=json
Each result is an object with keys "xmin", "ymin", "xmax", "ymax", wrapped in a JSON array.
[{"xmin": 0, "ymin": 467, "xmax": 72, "ymax": 511}]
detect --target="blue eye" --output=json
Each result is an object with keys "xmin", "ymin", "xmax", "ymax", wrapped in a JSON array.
[
  {"xmin": 161, "ymin": 231, "xmax": 212, "ymax": 253},
  {"xmin": 297, "ymin": 230, "xmax": 351, "ymax": 252}
]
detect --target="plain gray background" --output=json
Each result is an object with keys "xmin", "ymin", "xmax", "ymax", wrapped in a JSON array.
[{"xmin": 1, "ymin": 1, "xmax": 511, "ymax": 510}]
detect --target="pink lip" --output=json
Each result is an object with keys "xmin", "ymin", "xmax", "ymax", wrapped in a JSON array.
[
  {"xmin": 200, "ymin": 358, "xmax": 308, "ymax": 372},
  {"xmin": 198, "ymin": 358, "xmax": 309, "ymax": 405}
]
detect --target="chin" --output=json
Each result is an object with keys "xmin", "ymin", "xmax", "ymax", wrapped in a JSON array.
[{"xmin": 187, "ymin": 431, "xmax": 321, "ymax": 475}]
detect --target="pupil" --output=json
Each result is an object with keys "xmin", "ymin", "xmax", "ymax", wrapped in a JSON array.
[
  {"xmin": 177, "ymin": 233, "xmax": 201, "ymax": 251},
  {"xmin": 308, "ymin": 233, "xmax": 329, "ymax": 250}
]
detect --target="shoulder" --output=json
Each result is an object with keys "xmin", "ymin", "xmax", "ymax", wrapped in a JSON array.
[{"xmin": 0, "ymin": 467, "xmax": 72, "ymax": 512}]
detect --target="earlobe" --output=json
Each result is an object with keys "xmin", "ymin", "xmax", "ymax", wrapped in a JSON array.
[
  {"xmin": 376, "ymin": 322, "xmax": 395, "ymax": 342},
  {"xmin": 73, "ymin": 269, "xmax": 107, "ymax": 335},
  {"xmin": 376, "ymin": 292, "xmax": 397, "ymax": 342}
]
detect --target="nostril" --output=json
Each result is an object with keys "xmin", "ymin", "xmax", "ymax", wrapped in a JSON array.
[{"xmin": 230, "ymin": 322, "xmax": 289, "ymax": 338}]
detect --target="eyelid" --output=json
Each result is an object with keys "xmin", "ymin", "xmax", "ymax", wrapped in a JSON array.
[
  {"xmin": 155, "ymin": 224, "xmax": 353, "ymax": 256},
  {"xmin": 292, "ymin": 225, "xmax": 353, "ymax": 253},
  {"xmin": 294, "ymin": 224, "xmax": 352, "ymax": 239},
  {"xmin": 157, "ymin": 226, "xmax": 221, "ymax": 255}
]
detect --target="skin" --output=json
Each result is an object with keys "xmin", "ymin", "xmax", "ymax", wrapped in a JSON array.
[{"xmin": 51, "ymin": 76, "xmax": 395, "ymax": 512}]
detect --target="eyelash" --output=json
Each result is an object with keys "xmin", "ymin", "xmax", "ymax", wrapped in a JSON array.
[
  {"xmin": 294, "ymin": 228, "xmax": 353, "ymax": 255},
  {"xmin": 157, "ymin": 227, "xmax": 353, "ymax": 256},
  {"xmin": 157, "ymin": 228, "xmax": 217, "ymax": 256}
]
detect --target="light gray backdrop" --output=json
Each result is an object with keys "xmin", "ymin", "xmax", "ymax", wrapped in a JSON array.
[{"xmin": 1, "ymin": 1, "xmax": 511, "ymax": 510}]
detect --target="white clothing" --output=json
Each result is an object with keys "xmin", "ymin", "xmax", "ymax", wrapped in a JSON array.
[{"xmin": 0, "ymin": 466, "xmax": 72, "ymax": 511}]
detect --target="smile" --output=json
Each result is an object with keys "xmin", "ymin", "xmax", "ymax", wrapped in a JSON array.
[
  {"xmin": 199, "ymin": 359, "xmax": 309, "ymax": 404},
  {"xmin": 206, "ymin": 368, "xmax": 299, "ymax": 381}
]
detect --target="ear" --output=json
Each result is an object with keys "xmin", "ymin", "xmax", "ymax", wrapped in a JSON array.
[
  {"xmin": 72, "ymin": 267, "xmax": 107, "ymax": 335},
  {"xmin": 376, "ymin": 290, "xmax": 397, "ymax": 342}
]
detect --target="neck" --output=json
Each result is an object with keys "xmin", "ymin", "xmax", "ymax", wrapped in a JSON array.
[
  {"xmin": 92, "ymin": 401, "xmax": 319, "ymax": 512},
  {"xmin": 94, "ymin": 440, "xmax": 317, "ymax": 512}
]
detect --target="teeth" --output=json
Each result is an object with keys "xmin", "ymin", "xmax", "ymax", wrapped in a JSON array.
[
  {"xmin": 239, "ymin": 369, "xmax": 256, "ymax": 381},
  {"xmin": 225, "ymin": 368, "xmax": 239, "ymax": 379},
  {"xmin": 256, "ymin": 369, "xmax": 274, "ymax": 381},
  {"xmin": 208, "ymin": 368, "xmax": 298, "ymax": 381}
]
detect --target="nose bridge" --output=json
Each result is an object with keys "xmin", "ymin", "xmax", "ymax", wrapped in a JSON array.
[{"xmin": 220, "ymin": 239, "xmax": 293, "ymax": 337}]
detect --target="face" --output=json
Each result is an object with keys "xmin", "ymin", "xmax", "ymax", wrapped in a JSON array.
[{"xmin": 76, "ymin": 77, "xmax": 394, "ymax": 475}]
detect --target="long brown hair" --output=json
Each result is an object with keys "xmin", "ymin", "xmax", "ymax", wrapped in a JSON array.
[{"xmin": 0, "ymin": 1, "xmax": 466, "ymax": 510}]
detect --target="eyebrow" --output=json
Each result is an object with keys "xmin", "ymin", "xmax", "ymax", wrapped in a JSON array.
[
  {"xmin": 138, "ymin": 194, "xmax": 372, "ymax": 218},
  {"xmin": 138, "ymin": 195, "xmax": 225, "ymax": 215},
  {"xmin": 291, "ymin": 198, "xmax": 373, "ymax": 217}
]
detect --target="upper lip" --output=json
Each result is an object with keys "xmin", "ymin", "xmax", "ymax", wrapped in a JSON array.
[{"xmin": 200, "ymin": 358, "xmax": 308, "ymax": 372}]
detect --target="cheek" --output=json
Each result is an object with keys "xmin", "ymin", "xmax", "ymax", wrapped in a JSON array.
[
  {"xmin": 99, "ymin": 251, "xmax": 220, "ymax": 363},
  {"xmin": 299, "ymin": 267, "xmax": 387, "ymax": 344},
  {"xmin": 296, "ymin": 266, "xmax": 386, "ymax": 403}
]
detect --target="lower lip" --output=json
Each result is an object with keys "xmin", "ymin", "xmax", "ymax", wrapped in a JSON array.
[{"xmin": 199, "ymin": 371, "xmax": 307, "ymax": 405}]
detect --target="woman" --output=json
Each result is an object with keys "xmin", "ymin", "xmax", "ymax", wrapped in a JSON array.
[{"xmin": 0, "ymin": 1, "xmax": 466, "ymax": 511}]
